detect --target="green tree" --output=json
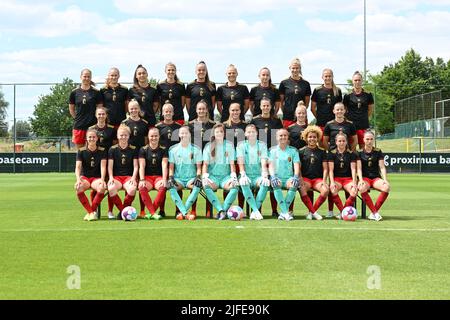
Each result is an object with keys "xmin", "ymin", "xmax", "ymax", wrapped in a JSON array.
[
  {"xmin": 10, "ymin": 120, "xmax": 32, "ymax": 138},
  {"xmin": 0, "ymin": 86, "xmax": 9, "ymax": 137},
  {"xmin": 30, "ymin": 78, "xmax": 76, "ymax": 137},
  {"xmin": 368, "ymin": 49, "xmax": 450, "ymax": 134}
]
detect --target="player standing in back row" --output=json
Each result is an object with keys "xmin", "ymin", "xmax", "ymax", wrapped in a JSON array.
[
  {"xmin": 343, "ymin": 71, "xmax": 374, "ymax": 149},
  {"xmin": 279, "ymin": 58, "xmax": 311, "ymax": 128}
]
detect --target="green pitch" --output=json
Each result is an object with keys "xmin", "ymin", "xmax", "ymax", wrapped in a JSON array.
[{"xmin": 0, "ymin": 173, "xmax": 449, "ymax": 300}]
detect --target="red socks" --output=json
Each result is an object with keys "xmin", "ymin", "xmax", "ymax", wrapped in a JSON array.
[
  {"xmin": 301, "ymin": 195, "xmax": 315, "ymax": 213},
  {"xmin": 375, "ymin": 192, "xmax": 389, "ymax": 211},
  {"xmin": 91, "ymin": 193, "xmax": 105, "ymax": 212},
  {"xmin": 77, "ymin": 192, "xmax": 92, "ymax": 213},
  {"xmin": 331, "ymin": 194, "xmax": 344, "ymax": 212},
  {"xmin": 313, "ymin": 195, "xmax": 327, "ymax": 212},
  {"xmin": 361, "ymin": 192, "xmax": 377, "ymax": 213},
  {"xmin": 139, "ymin": 187, "xmax": 156, "ymax": 214}
]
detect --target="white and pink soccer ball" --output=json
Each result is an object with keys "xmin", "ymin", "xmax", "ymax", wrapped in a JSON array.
[
  {"xmin": 341, "ymin": 206, "xmax": 358, "ymax": 221},
  {"xmin": 227, "ymin": 206, "xmax": 244, "ymax": 221},
  {"xmin": 121, "ymin": 206, "xmax": 137, "ymax": 221}
]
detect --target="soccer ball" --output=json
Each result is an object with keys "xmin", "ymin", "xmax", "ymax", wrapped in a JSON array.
[
  {"xmin": 121, "ymin": 206, "xmax": 137, "ymax": 221},
  {"xmin": 227, "ymin": 206, "xmax": 244, "ymax": 221},
  {"xmin": 341, "ymin": 206, "xmax": 358, "ymax": 221}
]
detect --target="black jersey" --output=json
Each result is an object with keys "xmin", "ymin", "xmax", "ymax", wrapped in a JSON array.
[
  {"xmin": 224, "ymin": 121, "xmax": 247, "ymax": 148},
  {"xmin": 343, "ymin": 90, "xmax": 374, "ymax": 130},
  {"xmin": 328, "ymin": 149, "xmax": 357, "ymax": 178},
  {"xmin": 121, "ymin": 118, "xmax": 149, "ymax": 150},
  {"xmin": 77, "ymin": 147, "xmax": 107, "ymax": 178},
  {"xmin": 250, "ymin": 116, "xmax": 283, "ymax": 149},
  {"xmin": 128, "ymin": 86, "xmax": 159, "ymax": 126},
  {"xmin": 69, "ymin": 87, "xmax": 103, "ymax": 130},
  {"xmin": 249, "ymin": 85, "xmax": 280, "ymax": 116},
  {"xmin": 299, "ymin": 146, "xmax": 327, "ymax": 179},
  {"xmin": 188, "ymin": 119, "xmax": 216, "ymax": 149},
  {"xmin": 108, "ymin": 144, "xmax": 137, "ymax": 177},
  {"xmin": 100, "ymin": 85, "xmax": 128, "ymax": 126},
  {"xmin": 139, "ymin": 145, "xmax": 168, "ymax": 176},
  {"xmin": 358, "ymin": 148, "xmax": 384, "ymax": 179},
  {"xmin": 157, "ymin": 81, "xmax": 186, "ymax": 121},
  {"xmin": 155, "ymin": 121, "xmax": 181, "ymax": 148},
  {"xmin": 88, "ymin": 124, "xmax": 115, "ymax": 150},
  {"xmin": 186, "ymin": 80, "xmax": 216, "ymax": 121},
  {"xmin": 287, "ymin": 123, "xmax": 307, "ymax": 150},
  {"xmin": 311, "ymin": 85, "xmax": 343, "ymax": 126},
  {"xmin": 216, "ymin": 83, "xmax": 250, "ymax": 122},
  {"xmin": 323, "ymin": 119, "xmax": 357, "ymax": 151},
  {"xmin": 279, "ymin": 78, "xmax": 311, "ymax": 121}
]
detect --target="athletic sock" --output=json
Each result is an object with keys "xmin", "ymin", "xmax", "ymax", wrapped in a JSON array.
[
  {"xmin": 123, "ymin": 194, "xmax": 135, "ymax": 208},
  {"xmin": 285, "ymin": 188, "xmax": 297, "ymax": 209},
  {"xmin": 139, "ymin": 187, "xmax": 156, "ymax": 214},
  {"xmin": 270, "ymin": 192, "xmax": 278, "ymax": 213},
  {"xmin": 328, "ymin": 193, "xmax": 334, "ymax": 211},
  {"xmin": 313, "ymin": 195, "xmax": 327, "ymax": 212},
  {"xmin": 375, "ymin": 192, "xmax": 389, "ymax": 211},
  {"xmin": 108, "ymin": 194, "xmax": 114, "ymax": 212},
  {"xmin": 185, "ymin": 187, "xmax": 200, "ymax": 211},
  {"xmin": 345, "ymin": 195, "xmax": 356, "ymax": 208},
  {"xmin": 273, "ymin": 188, "xmax": 288, "ymax": 213},
  {"xmin": 256, "ymin": 185, "xmax": 269, "ymax": 209},
  {"xmin": 301, "ymin": 194, "xmax": 315, "ymax": 213},
  {"xmin": 361, "ymin": 192, "xmax": 377, "ymax": 213},
  {"xmin": 169, "ymin": 188, "xmax": 187, "ymax": 215},
  {"xmin": 238, "ymin": 192, "xmax": 245, "ymax": 209},
  {"xmin": 77, "ymin": 192, "xmax": 93, "ymax": 213},
  {"xmin": 153, "ymin": 187, "xmax": 166, "ymax": 211},
  {"xmin": 91, "ymin": 192, "xmax": 105, "ymax": 212},
  {"xmin": 241, "ymin": 185, "xmax": 259, "ymax": 212},
  {"xmin": 139, "ymin": 192, "xmax": 145, "ymax": 213},
  {"xmin": 204, "ymin": 187, "xmax": 224, "ymax": 212},
  {"xmin": 332, "ymin": 194, "xmax": 344, "ymax": 212},
  {"xmin": 110, "ymin": 194, "xmax": 124, "ymax": 212},
  {"xmin": 223, "ymin": 188, "xmax": 238, "ymax": 212}
]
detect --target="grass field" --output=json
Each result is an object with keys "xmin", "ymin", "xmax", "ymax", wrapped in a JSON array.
[{"xmin": 0, "ymin": 173, "xmax": 449, "ymax": 300}]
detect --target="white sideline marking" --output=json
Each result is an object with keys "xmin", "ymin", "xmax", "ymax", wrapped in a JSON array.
[{"xmin": 1, "ymin": 225, "xmax": 449, "ymax": 233}]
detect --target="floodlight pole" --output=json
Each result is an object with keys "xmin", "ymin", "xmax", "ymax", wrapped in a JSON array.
[{"xmin": 364, "ymin": 0, "xmax": 367, "ymax": 82}]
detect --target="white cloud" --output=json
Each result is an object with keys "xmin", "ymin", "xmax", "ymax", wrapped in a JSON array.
[{"xmin": 113, "ymin": 0, "xmax": 297, "ymax": 17}]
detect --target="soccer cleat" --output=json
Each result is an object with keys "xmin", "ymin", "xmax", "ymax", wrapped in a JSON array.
[
  {"xmin": 326, "ymin": 211, "xmax": 335, "ymax": 218},
  {"xmin": 92, "ymin": 212, "xmax": 98, "ymax": 220},
  {"xmin": 83, "ymin": 213, "xmax": 90, "ymax": 221},
  {"xmin": 144, "ymin": 213, "xmax": 152, "ymax": 220},
  {"xmin": 152, "ymin": 214, "xmax": 162, "ymax": 221},
  {"xmin": 176, "ymin": 213, "xmax": 184, "ymax": 220},
  {"xmin": 217, "ymin": 211, "xmax": 226, "ymax": 220},
  {"xmin": 286, "ymin": 212, "xmax": 294, "ymax": 221},
  {"xmin": 272, "ymin": 211, "xmax": 279, "ymax": 218},
  {"xmin": 116, "ymin": 213, "xmax": 123, "ymax": 220},
  {"xmin": 159, "ymin": 211, "xmax": 166, "ymax": 218},
  {"xmin": 336, "ymin": 213, "xmax": 342, "ymax": 220},
  {"xmin": 278, "ymin": 212, "xmax": 289, "ymax": 221},
  {"xmin": 369, "ymin": 212, "xmax": 383, "ymax": 221},
  {"xmin": 306, "ymin": 213, "xmax": 313, "ymax": 220},
  {"xmin": 186, "ymin": 214, "xmax": 196, "ymax": 221},
  {"xmin": 107, "ymin": 212, "xmax": 115, "ymax": 220},
  {"xmin": 139, "ymin": 211, "xmax": 146, "ymax": 219},
  {"xmin": 249, "ymin": 212, "xmax": 256, "ymax": 220},
  {"xmin": 254, "ymin": 211, "xmax": 264, "ymax": 221},
  {"xmin": 312, "ymin": 212, "xmax": 323, "ymax": 220}
]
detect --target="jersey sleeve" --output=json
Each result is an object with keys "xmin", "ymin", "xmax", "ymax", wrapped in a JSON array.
[
  {"xmin": 260, "ymin": 142, "xmax": 269, "ymax": 159},
  {"xmin": 168, "ymin": 147, "xmax": 175, "ymax": 164},
  {"xmin": 100, "ymin": 149, "xmax": 107, "ymax": 160},
  {"xmin": 227, "ymin": 142, "xmax": 236, "ymax": 161},
  {"xmin": 95, "ymin": 90, "xmax": 103, "ymax": 104},
  {"xmin": 69, "ymin": 90, "xmax": 76, "ymax": 104},
  {"xmin": 323, "ymin": 124, "xmax": 331, "ymax": 136},
  {"xmin": 242, "ymin": 85, "xmax": 250, "ymax": 99},
  {"xmin": 108, "ymin": 147, "xmax": 115, "ymax": 160},
  {"xmin": 202, "ymin": 144, "xmax": 211, "ymax": 163},
  {"xmin": 216, "ymin": 86, "xmax": 223, "ymax": 102},
  {"xmin": 193, "ymin": 145, "xmax": 202, "ymax": 164},
  {"xmin": 76, "ymin": 150, "xmax": 83, "ymax": 162},
  {"xmin": 311, "ymin": 88, "xmax": 318, "ymax": 102},
  {"xmin": 350, "ymin": 151, "xmax": 357, "ymax": 162},
  {"xmin": 249, "ymin": 87, "xmax": 256, "ymax": 102},
  {"xmin": 292, "ymin": 148, "xmax": 300, "ymax": 163},
  {"xmin": 367, "ymin": 92, "xmax": 374, "ymax": 105},
  {"xmin": 138, "ymin": 147, "xmax": 146, "ymax": 159},
  {"xmin": 278, "ymin": 81, "xmax": 286, "ymax": 95},
  {"xmin": 185, "ymin": 83, "xmax": 192, "ymax": 98},
  {"xmin": 236, "ymin": 142, "xmax": 244, "ymax": 158}
]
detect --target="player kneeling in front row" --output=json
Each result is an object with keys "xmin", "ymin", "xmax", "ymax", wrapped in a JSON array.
[
  {"xmin": 168, "ymin": 126, "xmax": 203, "ymax": 220},
  {"xmin": 138, "ymin": 128, "xmax": 168, "ymax": 220},
  {"xmin": 268, "ymin": 129, "xmax": 301, "ymax": 221},
  {"xmin": 357, "ymin": 130, "xmax": 390, "ymax": 221},
  {"xmin": 107, "ymin": 125, "xmax": 139, "ymax": 219},
  {"xmin": 298, "ymin": 126, "xmax": 329, "ymax": 220},
  {"xmin": 236, "ymin": 124, "xmax": 270, "ymax": 220},
  {"xmin": 75, "ymin": 129, "xmax": 107, "ymax": 221},
  {"xmin": 328, "ymin": 132, "xmax": 358, "ymax": 219},
  {"xmin": 202, "ymin": 124, "xmax": 239, "ymax": 220}
]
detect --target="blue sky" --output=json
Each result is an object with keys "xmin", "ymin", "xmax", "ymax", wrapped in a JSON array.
[{"xmin": 1, "ymin": 0, "xmax": 450, "ymax": 126}]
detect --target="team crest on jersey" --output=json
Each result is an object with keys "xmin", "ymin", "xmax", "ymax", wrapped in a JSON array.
[
  {"xmin": 200, "ymin": 88, "xmax": 205, "ymax": 97},
  {"xmin": 169, "ymin": 89, "xmax": 173, "ymax": 99},
  {"xmin": 231, "ymin": 91, "xmax": 235, "ymax": 100},
  {"xmin": 82, "ymin": 95, "xmax": 87, "ymax": 105}
]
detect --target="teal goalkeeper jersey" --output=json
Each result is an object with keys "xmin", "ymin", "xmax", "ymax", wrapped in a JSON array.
[
  {"xmin": 236, "ymin": 140, "xmax": 268, "ymax": 178},
  {"xmin": 203, "ymin": 140, "xmax": 236, "ymax": 177},
  {"xmin": 268, "ymin": 145, "xmax": 300, "ymax": 179},
  {"xmin": 168, "ymin": 143, "xmax": 202, "ymax": 180}
]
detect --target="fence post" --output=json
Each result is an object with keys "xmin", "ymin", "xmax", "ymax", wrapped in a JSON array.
[
  {"xmin": 59, "ymin": 137, "xmax": 62, "ymax": 173},
  {"xmin": 13, "ymin": 84, "xmax": 16, "ymax": 174}
]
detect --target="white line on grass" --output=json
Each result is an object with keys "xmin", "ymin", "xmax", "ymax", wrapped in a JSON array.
[{"xmin": 1, "ymin": 225, "xmax": 449, "ymax": 233}]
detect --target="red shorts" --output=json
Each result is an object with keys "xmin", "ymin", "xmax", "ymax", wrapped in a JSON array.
[
  {"xmin": 144, "ymin": 175, "xmax": 163, "ymax": 186},
  {"xmin": 72, "ymin": 129, "xmax": 87, "ymax": 145},
  {"xmin": 283, "ymin": 120, "xmax": 295, "ymax": 128},
  {"xmin": 174, "ymin": 119, "xmax": 185, "ymax": 126},
  {"xmin": 303, "ymin": 177, "xmax": 324, "ymax": 188},
  {"xmin": 363, "ymin": 177, "xmax": 381, "ymax": 188},
  {"xmin": 356, "ymin": 129, "xmax": 366, "ymax": 146},
  {"xmin": 334, "ymin": 177, "xmax": 353, "ymax": 187},
  {"xmin": 81, "ymin": 176, "xmax": 101, "ymax": 185},
  {"xmin": 113, "ymin": 176, "xmax": 134, "ymax": 185}
]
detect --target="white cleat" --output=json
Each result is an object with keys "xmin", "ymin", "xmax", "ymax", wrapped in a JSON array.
[
  {"xmin": 83, "ymin": 213, "xmax": 90, "ymax": 221},
  {"xmin": 254, "ymin": 211, "xmax": 264, "ymax": 220},
  {"xmin": 326, "ymin": 211, "xmax": 335, "ymax": 218},
  {"xmin": 107, "ymin": 212, "xmax": 115, "ymax": 220},
  {"xmin": 250, "ymin": 211, "xmax": 257, "ymax": 220},
  {"xmin": 306, "ymin": 213, "xmax": 313, "ymax": 220},
  {"xmin": 278, "ymin": 212, "xmax": 288, "ymax": 221},
  {"xmin": 285, "ymin": 212, "xmax": 294, "ymax": 221},
  {"xmin": 312, "ymin": 212, "xmax": 323, "ymax": 220},
  {"xmin": 369, "ymin": 212, "xmax": 383, "ymax": 221}
]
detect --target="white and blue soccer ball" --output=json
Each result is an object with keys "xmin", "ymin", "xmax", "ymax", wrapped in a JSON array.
[
  {"xmin": 227, "ymin": 206, "xmax": 244, "ymax": 221},
  {"xmin": 341, "ymin": 206, "xmax": 358, "ymax": 221},
  {"xmin": 121, "ymin": 206, "xmax": 137, "ymax": 221}
]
